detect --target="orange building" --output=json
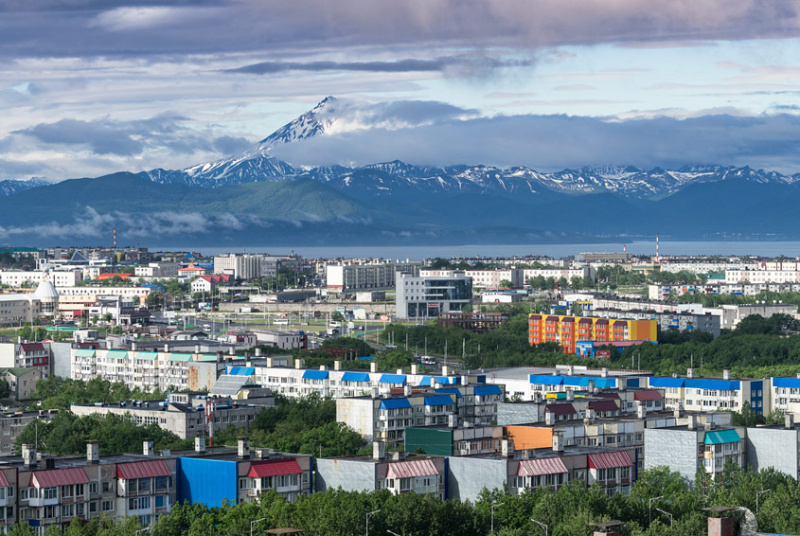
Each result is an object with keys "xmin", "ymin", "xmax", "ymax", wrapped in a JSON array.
[{"xmin": 528, "ymin": 314, "xmax": 657, "ymax": 354}]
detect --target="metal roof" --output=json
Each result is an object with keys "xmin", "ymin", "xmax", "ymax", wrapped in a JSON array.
[
  {"xmin": 424, "ymin": 395, "xmax": 454, "ymax": 407},
  {"xmin": 773, "ymin": 377, "xmax": 800, "ymax": 389},
  {"xmin": 135, "ymin": 352, "xmax": 159, "ymax": 361},
  {"xmin": 545, "ymin": 403, "xmax": 576, "ymax": 415},
  {"xmin": 386, "ymin": 459, "xmax": 439, "ymax": 479},
  {"xmin": 517, "ymin": 457, "xmax": 568, "ymax": 477},
  {"xmin": 379, "ymin": 374, "xmax": 407, "ymax": 385},
  {"xmin": 474, "ymin": 385, "xmax": 503, "ymax": 396},
  {"xmin": 634, "ymin": 390, "xmax": 663, "ymax": 401},
  {"xmin": 648, "ymin": 377, "xmax": 686, "ymax": 388},
  {"xmin": 588, "ymin": 399, "xmax": 619, "ymax": 412},
  {"xmin": 168, "ymin": 353, "xmax": 193, "ymax": 362},
  {"xmin": 229, "ymin": 367, "xmax": 255, "ymax": 376},
  {"xmin": 117, "ymin": 460, "xmax": 170, "ymax": 480},
  {"xmin": 380, "ymin": 398, "xmax": 411, "ymax": 410},
  {"xmin": 105, "ymin": 350, "xmax": 128, "ymax": 359},
  {"xmin": 341, "ymin": 372, "xmax": 371, "ymax": 382},
  {"xmin": 31, "ymin": 467, "xmax": 89, "ymax": 488},
  {"xmin": 248, "ymin": 459, "xmax": 303, "ymax": 478},
  {"xmin": 529, "ymin": 375, "xmax": 564, "ymax": 386},
  {"xmin": 73, "ymin": 349, "xmax": 96, "ymax": 358},
  {"xmin": 588, "ymin": 451, "xmax": 633, "ymax": 469},
  {"xmin": 435, "ymin": 388, "xmax": 462, "ymax": 398},
  {"xmin": 418, "ymin": 376, "xmax": 459, "ymax": 386},
  {"xmin": 302, "ymin": 370, "xmax": 329, "ymax": 380},
  {"xmin": 210, "ymin": 374, "xmax": 252, "ymax": 396},
  {"xmin": 704, "ymin": 429, "xmax": 741, "ymax": 445},
  {"xmin": 0, "ymin": 471, "xmax": 8, "ymax": 487}
]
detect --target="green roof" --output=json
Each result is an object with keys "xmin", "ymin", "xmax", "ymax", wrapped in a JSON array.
[
  {"xmin": 73, "ymin": 349, "xmax": 96, "ymax": 358},
  {"xmin": 706, "ymin": 273, "xmax": 726, "ymax": 280},
  {"xmin": 168, "ymin": 353, "xmax": 193, "ymax": 362},
  {"xmin": 704, "ymin": 429, "xmax": 741, "ymax": 445},
  {"xmin": 0, "ymin": 367, "xmax": 36, "ymax": 377},
  {"xmin": 105, "ymin": 350, "xmax": 128, "ymax": 359},
  {"xmin": 135, "ymin": 351, "xmax": 159, "ymax": 361},
  {"xmin": 199, "ymin": 354, "xmax": 218, "ymax": 362}
]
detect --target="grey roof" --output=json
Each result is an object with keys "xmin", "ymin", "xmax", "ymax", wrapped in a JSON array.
[{"xmin": 210, "ymin": 375, "xmax": 252, "ymax": 396}]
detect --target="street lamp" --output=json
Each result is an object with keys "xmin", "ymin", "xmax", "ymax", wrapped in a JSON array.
[
  {"xmin": 530, "ymin": 518, "xmax": 548, "ymax": 536},
  {"xmin": 654, "ymin": 507, "xmax": 673, "ymax": 528},
  {"xmin": 387, "ymin": 530, "xmax": 401, "ymax": 536},
  {"xmin": 756, "ymin": 489, "xmax": 771, "ymax": 514},
  {"xmin": 251, "ymin": 517, "xmax": 267, "ymax": 536},
  {"xmin": 648, "ymin": 495, "xmax": 664, "ymax": 524},
  {"xmin": 490, "ymin": 502, "xmax": 500, "ymax": 533},
  {"xmin": 366, "ymin": 510, "xmax": 380, "ymax": 536}
]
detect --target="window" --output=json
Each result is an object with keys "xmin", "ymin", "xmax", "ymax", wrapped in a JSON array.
[
  {"xmin": 102, "ymin": 482, "xmax": 111, "ymax": 492},
  {"xmin": 155, "ymin": 476, "xmax": 168, "ymax": 490},
  {"xmin": 89, "ymin": 502, "xmax": 98, "ymax": 513},
  {"xmin": 44, "ymin": 487, "xmax": 57, "ymax": 500},
  {"xmin": 102, "ymin": 501, "xmax": 114, "ymax": 512},
  {"xmin": 89, "ymin": 483, "xmax": 97, "ymax": 494},
  {"xmin": 76, "ymin": 503, "xmax": 85, "ymax": 516},
  {"xmin": 155, "ymin": 495, "xmax": 167, "ymax": 508},
  {"xmin": 239, "ymin": 478, "xmax": 248, "ymax": 490},
  {"xmin": 138, "ymin": 478, "xmax": 150, "ymax": 492}
]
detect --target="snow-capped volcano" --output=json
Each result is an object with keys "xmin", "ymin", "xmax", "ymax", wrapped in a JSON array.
[{"xmin": 257, "ymin": 96, "xmax": 348, "ymax": 148}]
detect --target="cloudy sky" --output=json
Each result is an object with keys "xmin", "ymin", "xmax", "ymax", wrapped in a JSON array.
[{"xmin": 3, "ymin": 0, "xmax": 800, "ymax": 181}]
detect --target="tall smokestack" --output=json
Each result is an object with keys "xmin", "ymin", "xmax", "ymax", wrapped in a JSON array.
[{"xmin": 656, "ymin": 233, "xmax": 660, "ymax": 264}]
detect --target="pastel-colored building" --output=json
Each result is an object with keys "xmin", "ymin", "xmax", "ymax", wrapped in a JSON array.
[{"xmin": 528, "ymin": 314, "xmax": 657, "ymax": 354}]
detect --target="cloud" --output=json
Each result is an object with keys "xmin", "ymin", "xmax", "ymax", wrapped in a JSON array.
[
  {"xmin": 269, "ymin": 111, "xmax": 800, "ymax": 174},
  {"xmin": 0, "ymin": 1, "xmax": 798, "ymax": 59}
]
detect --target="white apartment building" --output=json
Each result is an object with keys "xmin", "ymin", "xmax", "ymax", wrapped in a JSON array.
[
  {"xmin": 419, "ymin": 269, "xmax": 523, "ymax": 289},
  {"xmin": 214, "ymin": 254, "xmax": 262, "ymax": 281},
  {"xmin": 326, "ymin": 261, "xmax": 420, "ymax": 292},
  {"xmin": 725, "ymin": 268, "xmax": 800, "ymax": 284},
  {"xmin": 523, "ymin": 267, "xmax": 595, "ymax": 285},
  {"xmin": 0, "ymin": 270, "xmax": 81, "ymax": 288},
  {"xmin": 647, "ymin": 372, "xmax": 767, "ymax": 414},
  {"xmin": 134, "ymin": 263, "xmax": 179, "ymax": 278},
  {"xmin": 395, "ymin": 271, "xmax": 473, "ymax": 320}
]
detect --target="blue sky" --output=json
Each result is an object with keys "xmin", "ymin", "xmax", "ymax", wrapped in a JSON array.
[{"xmin": 2, "ymin": 1, "xmax": 800, "ymax": 180}]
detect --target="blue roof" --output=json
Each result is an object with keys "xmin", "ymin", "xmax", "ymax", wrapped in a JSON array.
[
  {"xmin": 434, "ymin": 388, "xmax": 462, "ymax": 398},
  {"xmin": 418, "ymin": 376, "xmax": 460, "ymax": 386},
  {"xmin": 228, "ymin": 367, "xmax": 254, "ymax": 376},
  {"xmin": 704, "ymin": 429, "xmax": 741, "ymax": 445},
  {"xmin": 685, "ymin": 379, "xmax": 740, "ymax": 390},
  {"xmin": 341, "ymin": 372, "xmax": 371, "ymax": 382},
  {"xmin": 773, "ymin": 377, "xmax": 800, "ymax": 388},
  {"xmin": 562, "ymin": 376, "xmax": 617, "ymax": 389},
  {"xmin": 648, "ymin": 377, "xmax": 686, "ymax": 388},
  {"xmin": 380, "ymin": 398, "xmax": 411, "ymax": 410},
  {"xmin": 424, "ymin": 395, "xmax": 454, "ymax": 407},
  {"xmin": 356, "ymin": 356, "xmax": 374, "ymax": 361},
  {"xmin": 379, "ymin": 374, "xmax": 407, "ymax": 385},
  {"xmin": 529, "ymin": 375, "xmax": 564, "ymax": 386},
  {"xmin": 474, "ymin": 385, "xmax": 503, "ymax": 396},
  {"xmin": 302, "ymin": 370, "xmax": 329, "ymax": 380}
]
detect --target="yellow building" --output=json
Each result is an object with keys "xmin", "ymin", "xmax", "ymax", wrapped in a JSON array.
[{"xmin": 528, "ymin": 314, "xmax": 657, "ymax": 354}]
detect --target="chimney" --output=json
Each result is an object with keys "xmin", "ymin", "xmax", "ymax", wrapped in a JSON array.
[
  {"xmin": 334, "ymin": 360, "xmax": 342, "ymax": 371},
  {"xmin": 552, "ymin": 432, "xmax": 564, "ymax": 453},
  {"xmin": 588, "ymin": 381, "xmax": 596, "ymax": 393},
  {"xmin": 372, "ymin": 441, "xmax": 385, "ymax": 461},
  {"xmin": 636, "ymin": 403, "xmax": 646, "ymax": 419},
  {"xmin": 601, "ymin": 367, "xmax": 609, "ymax": 378},
  {"xmin": 687, "ymin": 367, "xmax": 694, "ymax": 379},
  {"xmin": 501, "ymin": 439, "xmax": 514, "ymax": 458},
  {"xmin": 22, "ymin": 444, "xmax": 37, "ymax": 467},
  {"xmin": 410, "ymin": 364, "xmax": 418, "ymax": 375},
  {"xmin": 674, "ymin": 406, "xmax": 682, "ymax": 419},
  {"xmin": 194, "ymin": 436, "xmax": 206, "ymax": 453},
  {"xmin": 371, "ymin": 386, "xmax": 380, "ymax": 399},
  {"xmin": 448, "ymin": 414, "xmax": 458, "ymax": 428},
  {"xmin": 320, "ymin": 365, "xmax": 327, "ymax": 371},
  {"xmin": 255, "ymin": 347, "xmax": 261, "ymax": 357},
  {"xmin": 461, "ymin": 375, "xmax": 468, "ymax": 386},
  {"xmin": 396, "ymin": 368, "xmax": 403, "ymax": 375},
  {"xmin": 786, "ymin": 414, "xmax": 795, "ymax": 429},
  {"xmin": 131, "ymin": 342, "xmax": 138, "ymax": 351},
  {"xmin": 584, "ymin": 408, "xmax": 596, "ymax": 424},
  {"xmin": 441, "ymin": 365, "xmax": 450, "ymax": 376},
  {"xmin": 229, "ymin": 347, "xmax": 235, "ymax": 355},
  {"xmin": 195, "ymin": 344, "xmax": 201, "ymax": 354},
  {"xmin": 722, "ymin": 369, "xmax": 730, "ymax": 380},
  {"xmin": 370, "ymin": 362, "xmax": 377, "ymax": 373},
  {"xmin": 566, "ymin": 391, "xmax": 574, "ymax": 401},
  {"xmin": 86, "ymin": 441, "xmax": 99, "ymax": 464},
  {"xmin": 687, "ymin": 415, "xmax": 696, "ymax": 430},
  {"xmin": 143, "ymin": 439, "xmax": 154, "ymax": 456},
  {"xmin": 295, "ymin": 359, "xmax": 303, "ymax": 369},
  {"xmin": 545, "ymin": 410, "xmax": 556, "ymax": 426},
  {"xmin": 566, "ymin": 365, "xmax": 574, "ymax": 376},
  {"xmin": 237, "ymin": 437, "xmax": 250, "ymax": 459},
  {"xmin": 266, "ymin": 357, "xmax": 274, "ymax": 368}
]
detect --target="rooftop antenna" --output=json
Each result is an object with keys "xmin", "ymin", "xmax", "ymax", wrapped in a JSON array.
[{"xmin": 113, "ymin": 227, "xmax": 117, "ymax": 250}]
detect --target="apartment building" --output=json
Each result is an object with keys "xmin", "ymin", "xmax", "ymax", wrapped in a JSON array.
[
  {"xmin": 644, "ymin": 422, "xmax": 745, "ymax": 482},
  {"xmin": 326, "ymin": 261, "xmax": 420, "ymax": 292},
  {"xmin": 522, "ymin": 267, "xmax": 595, "ymax": 285},
  {"xmin": 134, "ymin": 263, "xmax": 179, "ymax": 278},
  {"xmin": 419, "ymin": 269, "xmax": 522, "ymax": 289},
  {"xmin": 0, "ymin": 270, "xmax": 81, "ymax": 288},
  {"xmin": 528, "ymin": 314, "xmax": 657, "ymax": 354},
  {"xmin": 646, "ymin": 372, "xmax": 766, "ymax": 414},
  {"xmin": 0, "ymin": 341, "xmax": 52, "ymax": 377},
  {"xmin": 591, "ymin": 308, "xmax": 721, "ymax": 338},
  {"xmin": 315, "ymin": 450, "xmax": 446, "ymax": 499},
  {"xmin": 213, "ymin": 254, "xmax": 262, "ymax": 281}
]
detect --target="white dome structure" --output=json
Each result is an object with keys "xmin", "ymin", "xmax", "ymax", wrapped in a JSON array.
[{"xmin": 33, "ymin": 280, "xmax": 58, "ymax": 315}]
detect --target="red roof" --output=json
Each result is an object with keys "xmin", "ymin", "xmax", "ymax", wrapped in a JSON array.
[
  {"xmin": 634, "ymin": 390, "xmax": 663, "ymax": 401},
  {"xmin": 595, "ymin": 392, "xmax": 620, "ymax": 400},
  {"xmin": 545, "ymin": 403, "xmax": 576, "ymax": 415},
  {"xmin": 517, "ymin": 458, "xmax": 568, "ymax": 477},
  {"xmin": 117, "ymin": 460, "xmax": 170, "ymax": 480},
  {"xmin": 20, "ymin": 343, "xmax": 45, "ymax": 352},
  {"xmin": 0, "ymin": 471, "xmax": 9, "ymax": 487},
  {"xmin": 248, "ymin": 459, "xmax": 303, "ymax": 478},
  {"xmin": 31, "ymin": 468, "xmax": 89, "ymax": 488},
  {"xmin": 588, "ymin": 451, "xmax": 634, "ymax": 469},
  {"xmin": 386, "ymin": 459, "xmax": 439, "ymax": 479},
  {"xmin": 588, "ymin": 399, "xmax": 619, "ymax": 412}
]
